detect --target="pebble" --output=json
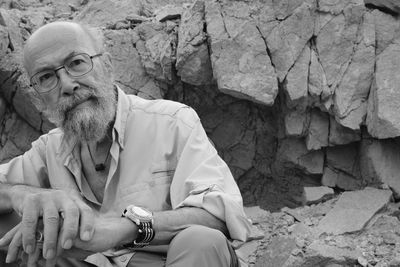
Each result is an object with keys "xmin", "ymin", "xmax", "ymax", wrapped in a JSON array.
[{"xmin": 358, "ymin": 256, "xmax": 369, "ymax": 267}]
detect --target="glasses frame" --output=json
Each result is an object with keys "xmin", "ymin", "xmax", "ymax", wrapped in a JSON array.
[{"xmin": 30, "ymin": 53, "xmax": 103, "ymax": 94}]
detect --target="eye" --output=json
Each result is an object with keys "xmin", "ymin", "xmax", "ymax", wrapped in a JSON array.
[
  {"xmin": 39, "ymin": 72, "xmax": 55, "ymax": 83},
  {"xmin": 68, "ymin": 58, "xmax": 85, "ymax": 68}
]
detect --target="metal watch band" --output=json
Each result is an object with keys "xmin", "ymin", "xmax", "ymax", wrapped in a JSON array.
[{"xmin": 122, "ymin": 206, "xmax": 155, "ymax": 249}]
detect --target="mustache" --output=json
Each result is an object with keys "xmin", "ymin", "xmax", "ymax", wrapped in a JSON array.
[{"xmin": 59, "ymin": 87, "xmax": 99, "ymax": 114}]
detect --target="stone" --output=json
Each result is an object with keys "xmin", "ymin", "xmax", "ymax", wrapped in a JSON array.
[
  {"xmin": 367, "ymin": 42, "xmax": 400, "ymax": 138},
  {"xmin": 205, "ymin": 0, "xmax": 278, "ymax": 106},
  {"xmin": 0, "ymin": 96, "xmax": 6, "ymax": 121},
  {"xmin": 244, "ymin": 206, "xmax": 270, "ymax": 224},
  {"xmin": 372, "ymin": 9, "xmax": 400, "ymax": 55},
  {"xmin": 334, "ymin": 11, "xmax": 375, "ymax": 130},
  {"xmin": 104, "ymin": 29, "xmax": 157, "ymax": 96},
  {"xmin": 285, "ymin": 44, "xmax": 310, "ymax": 110},
  {"xmin": 265, "ymin": 1, "xmax": 315, "ymax": 82},
  {"xmin": 0, "ymin": 8, "xmax": 24, "ymax": 52},
  {"xmin": 365, "ymin": 0, "xmax": 400, "ymax": 15},
  {"xmin": 154, "ymin": 5, "xmax": 183, "ymax": 22},
  {"xmin": 136, "ymin": 22, "xmax": 177, "ymax": 84},
  {"xmin": 316, "ymin": 1, "xmax": 364, "ymax": 89},
  {"xmin": 307, "ymin": 241, "xmax": 362, "ymax": 264},
  {"xmin": 176, "ymin": 1, "xmax": 212, "ymax": 86},
  {"xmin": 317, "ymin": 188, "xmax": 392, "ymax": 235},
  {"xmin": 305, "ymin": 108, "xmax": 329, "ymax": 150},
  {"xmin": 329, "ymin": 117, "xmax": 361, "ymax": 146},
  {"xmin": 360, "ymin": 139, "xmax": 400, "ymax": 199},
  {"xmin": 284, "ymin": 110, "xmax": 309, "ymax": 137},
  {"xmin": 0, "ymin": 25, "xmax": 8, "ymax": 56},
  {"xmin": 302, "ymin": 186, "xmax": 335, "ymax": 205},
  {"xmin": 322, "ymin": 166, "xmax": 362, "ymax": 190},
  {"xmin": 308, "ymin": 48, "xmax": 331, "ymax": 109},
  {"xmin": 276, "ymin": 138, "xmax": 324, "ymax": 175},
  {"xmin": 75, "ymin": 0, "xmax": 142, "ymax": 27},
  {"xmin": 326, "ymin": 144, "xmax": 360, "ymax": 177},
  {"xmin": 255, "ymin": 236, "xmax": 297, "ymax": 267}
]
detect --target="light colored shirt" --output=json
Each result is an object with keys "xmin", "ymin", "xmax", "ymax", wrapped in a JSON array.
[{"xmin": 0, "ymin": 87, "xmax": 251, "ymax": 266}]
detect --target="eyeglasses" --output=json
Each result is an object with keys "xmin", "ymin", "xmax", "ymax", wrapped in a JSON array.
[{"xmin": 30, "ymin": 53, "xmax": 103, "ymax": 94}]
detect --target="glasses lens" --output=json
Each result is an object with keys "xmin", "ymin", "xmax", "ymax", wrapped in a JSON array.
[
  {"xmin": 32, "ymin": 70, "xmax": 58, "ymax": 92},
  {"xmin": 65, "ymin": 54, "xmax": 92, "ymax": 76}
]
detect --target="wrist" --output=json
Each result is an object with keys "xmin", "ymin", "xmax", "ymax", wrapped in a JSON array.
[{"xmin": 117, "ymin": 217, "xmax": 139, "ymax": 247}]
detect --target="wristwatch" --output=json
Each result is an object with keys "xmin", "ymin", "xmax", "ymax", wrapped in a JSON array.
[{"xmin": 122, "ymin": 205, "xmax": 155, "ymax": 248}]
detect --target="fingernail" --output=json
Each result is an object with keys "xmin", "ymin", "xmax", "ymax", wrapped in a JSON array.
[
  {"xmin": 45, "ymin": 249, "xmax": 55, "ymax": 259},
  {"xmin": 63, "ymin": 239, "xmax": 72, "ymax": 249},
  {"xmin": 26, "ymin": 245, "xmax": 33, "ymax": 254},
  {"xmin": 5, "ymin": 254, "xmax": 11, "ymax": 263},
  {"xmin": 82, "ymin": 231, "xmax": 90, "ymax": 241}
]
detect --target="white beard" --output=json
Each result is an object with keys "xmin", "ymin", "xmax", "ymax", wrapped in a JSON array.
[{"xmin": 43, "ymin": 82, "xmax": 117, "ymax": 143}]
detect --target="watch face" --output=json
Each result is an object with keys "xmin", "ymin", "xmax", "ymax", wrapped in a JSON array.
[{"xmin": 131, "ymin": 206, "xmax": 151, "ymax": 218}]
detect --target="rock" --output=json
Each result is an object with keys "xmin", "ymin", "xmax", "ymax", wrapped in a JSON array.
[
  {"xmin": 305, "ymin": 108, "xmax": 329, "ymax": 150},
  {"xmin": 205, "ymin": 0, "xmax": 278, "ymax": 106},
  {"xmin": 308, "ymin": 47, "xmax": 331, "ymax": 109},
  {"xmin": 235, "ymin": 239, "xmax": 260, "ymax": 266},
  {"xmin": 0, "ymin": 8, "xmax": 24, "ymax": 52},
  {"xmin": 359, "ymin": 139, "xmax": 400, "ymax": 199},
  {"xmin": 154, "ymin": 5, "xmax": 183, "ymax": 22},
  {"xmin": 0, "ymin": 96, "xmax": 6, "ymax": 120},
  {"xmin": 75, "ymin": 0, "xmax": 143, "ymax": 27},
  {"xmin": 367, "ymin": 42, "xmax": 400, "ymax": 138},
  {"xmin": 326, "ymin": 144, "xmax": 361, "ymax": 177},
  {"xmin": 284, "ymin": 110, "xmax": 309, "ymax": 137},
  {"xmin": 276, "ymin": 138, "xmax": 324, "ymax": 175},
  {"xmin": 372, "ymin": 9, "xmax": 400, "ymax": 55},
  {"xmin": 255, "ymin": 236, "xmax": 297, "ymax": 267},
  {"xmin": 285, "ymin": 44, "xmax": 310, "ymax": 110},
  {"xmin": 365, "ymin": 0, "xmax": 400, "ymax": 15},
  {"xmin": 302, "ymin": 186, "xmax": 335, "ymax": 205},
  {"xmin": 322, "ymin": 166, "xmax": 363, "ymax": 190},
  {"xmin": 265, "ymin": 1, "xmax": 315, "ymax": 82},
  {"xmin": 317, "ymin": 188, "xmax": 392, "ymax": 235},
  {"xmin": 334, "ymin": 11, "xmax": 375, "ymax": 130},
  {"xmin": 104, "ymin": 29, "xmax": 161, "ymax": 97},
  {"xmin": 176, "ymin": 1, "xmax": 212, "ymax": 85},
  {"xmin": 329, "ymin": 117, "xmax": 361, "ymax": 146},
  {"xmin": 244, "ymin": 206, "xmax": 270, "ymax": 224},
  {"xmin": 136, "ymin": 22, "xmax": 178, "ymax": 84},
  {"xmin": 306, "ymin": 241, "xmax": 361, "ymax": 264},
  {"xmin": 316, "ymin": 1, "xmax": 364, "ymax": 89}
]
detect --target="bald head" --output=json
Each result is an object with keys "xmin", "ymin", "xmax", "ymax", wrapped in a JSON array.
[{"xmin": 23, "ymin": 21, "xmax": 104, "ymax": 76}]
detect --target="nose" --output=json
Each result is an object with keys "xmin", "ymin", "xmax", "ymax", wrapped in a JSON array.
[{"xmin": 57, "ymin": 68, "xmax": 79, "ymax": 96}]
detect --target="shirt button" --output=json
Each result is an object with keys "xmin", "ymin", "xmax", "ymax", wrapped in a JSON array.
[{"xmin": 120, "ymin": 255, "xmax": 127, "ymax": 262}]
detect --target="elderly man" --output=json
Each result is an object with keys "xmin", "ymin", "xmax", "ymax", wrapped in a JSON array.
[{"xmin": 0, "ymin": 21, "xmax": 251, "ymax": 267}]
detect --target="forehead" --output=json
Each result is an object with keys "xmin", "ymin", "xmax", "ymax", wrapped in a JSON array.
[{"xmin": 24, "ymin": 23, "xmax": 96, "ymax": 75}]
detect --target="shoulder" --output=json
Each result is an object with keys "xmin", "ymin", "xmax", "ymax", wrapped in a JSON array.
[{"xmin": 127, "ymin": 95, "xmax": 200, "ymax": 129}]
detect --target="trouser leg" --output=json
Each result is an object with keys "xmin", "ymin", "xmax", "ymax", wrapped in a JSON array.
[{"xmin": 166, "ymin": 225, "xmax": 234, "ymax": 267}]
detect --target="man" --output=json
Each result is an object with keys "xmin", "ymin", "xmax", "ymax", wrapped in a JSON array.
[{"xmin": 0, "ymin": 21, "xmax": 251, "ymax": 267}]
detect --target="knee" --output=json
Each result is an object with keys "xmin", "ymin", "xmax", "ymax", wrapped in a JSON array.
[{"xmin": 171, "ymin": 225, "xmax": 227, "ymax": 251}]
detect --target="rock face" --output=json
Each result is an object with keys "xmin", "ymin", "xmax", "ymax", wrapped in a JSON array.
[{"xmin": 1, "ymin": 0, "xmax": 400, "ymax": 217}]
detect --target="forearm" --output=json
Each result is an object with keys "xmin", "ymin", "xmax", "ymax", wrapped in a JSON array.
[
  {"xmin": 152, "ymin": 207, "xmax": 228, "ymax": 245},
  {"xmin": 0, "ymin": 183, "xmax": 15, "ymax": 214},
  {"xmin": 0, "ymin": 183, "xmax": 46, "ymax": 214}
]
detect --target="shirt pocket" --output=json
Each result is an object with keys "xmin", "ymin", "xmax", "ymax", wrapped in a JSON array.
[{"xmin": 121, "ymin": 160, "xmax": 176, "ymax": 210}]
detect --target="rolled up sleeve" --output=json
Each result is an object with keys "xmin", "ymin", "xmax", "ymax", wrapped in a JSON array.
[{"xmin": 170, "ymin": 109, "xmax": 251, "ymax": 243}]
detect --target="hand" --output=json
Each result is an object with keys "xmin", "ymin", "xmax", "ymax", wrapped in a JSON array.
[
  {"xmin": 9, "ymin": 186, "xmax": 95, "ymax": 261},
  {"xmin": 73, "ymin": 214, "xmax": 138, "ymax": 253}
]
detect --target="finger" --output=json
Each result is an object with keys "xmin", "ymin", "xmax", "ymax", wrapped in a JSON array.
[
  {"xmin": 42, "ymin": 200, "xmax": 59, "ymax": 260},
  {"xmin": 0, "ymin": 223, "xmax": 20, "ymax": 247},
  {"xmin": 59, "ymin": 200, "xmax": 79, "ymax": 249},
  {"xmin": 5, "ymin": 229, "xmax": 22, "ymax": 263},
  {"xmin": 27, "ymin": 243, "xmax": 42, "ymax": 267},
  {"xmin": 75, "ymin": 201, "xmax": 94, "ymax": 241},
  {"xmin": 21, "ymin": 195, "xmax": 40, "ymax": 254},
  {"xmin": 45, "ymin": 237, "xmax": 62, "ymax": 267}
]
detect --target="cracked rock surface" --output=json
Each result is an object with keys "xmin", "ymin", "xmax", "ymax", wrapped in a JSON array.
[{"xmin": 1, "ymin": 0, "xmax": 400, "ymax": 265}]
